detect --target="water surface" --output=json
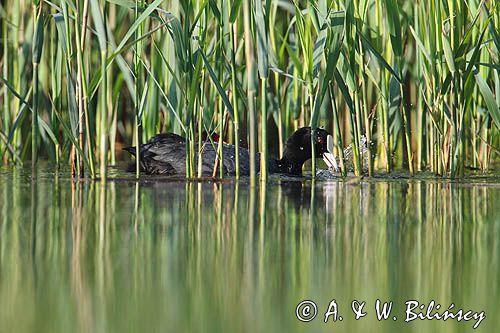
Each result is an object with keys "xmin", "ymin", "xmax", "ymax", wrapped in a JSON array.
[{"xmin": 1, "ymin": 165, "xmax": 499, "ymax": 332}]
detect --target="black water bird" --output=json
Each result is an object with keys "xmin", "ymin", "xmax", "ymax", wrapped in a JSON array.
[{"xmin": 124, "ymin": 127, "xmax": 331, "ymax": 176}]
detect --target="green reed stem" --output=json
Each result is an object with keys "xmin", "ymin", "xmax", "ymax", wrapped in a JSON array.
[
  {"xmin": 330, "ymin": 84, "xmax": 346, "ymax": 176},
  {"xmin": 134, "ymin": 0, "xmax": 144, "ymax": 179},
  {"xmin": 260, "ymin": 78, "xmax": 268, "ymax": 181},
  {"xmin": 243, "ymin": 0, "xmax": 257, "ymax": 184},
  {"xmin": 31, "ymin": 3, "xmax": 43, "ymax": 171},
  {"xmin": 230, "ymin": 22, "xmax": 240, "ymax": 178}
]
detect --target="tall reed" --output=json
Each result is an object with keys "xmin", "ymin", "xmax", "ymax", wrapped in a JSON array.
[{"xmin": 31, "ymin": 1, "xmax": 43, "ymax": 171}]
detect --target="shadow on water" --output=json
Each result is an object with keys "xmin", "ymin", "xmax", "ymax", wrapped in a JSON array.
[{"xmin": 0, "ymin": 165, "xmax": 499, "ymax": 332}]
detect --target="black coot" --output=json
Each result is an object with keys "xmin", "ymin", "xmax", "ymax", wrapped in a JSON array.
[{"xmin": 124, "ymin": 127, "xmax": 331, "ymax": 176}]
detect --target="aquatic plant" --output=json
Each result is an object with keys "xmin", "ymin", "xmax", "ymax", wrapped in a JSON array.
[{"xmin": 0, "ymin": 0, "xmax": 498, "ymax": 179}]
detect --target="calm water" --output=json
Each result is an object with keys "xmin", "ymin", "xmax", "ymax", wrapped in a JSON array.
[{"xmin": 1, "ymin": 165, "xmax": 499, "ymax": 333}]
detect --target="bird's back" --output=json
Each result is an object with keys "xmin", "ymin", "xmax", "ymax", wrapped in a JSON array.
[{"xmin": 125, "ymin": 133, "xmax": 256, "ymax": 176}]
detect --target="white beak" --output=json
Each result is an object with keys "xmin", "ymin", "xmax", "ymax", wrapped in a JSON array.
[
  {"xmin": 322, "ymin": 135, "xmax": 339, "ymax": 171},
  {"xmin": 327, "ymin": 134, "xmax": 334, "ymax": 153}
]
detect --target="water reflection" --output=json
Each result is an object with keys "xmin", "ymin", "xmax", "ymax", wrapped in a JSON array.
[{"xmin": 0, "ymin": 167, "xmax": 499, "ymax": 332}]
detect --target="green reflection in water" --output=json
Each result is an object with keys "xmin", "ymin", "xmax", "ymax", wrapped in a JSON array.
[{"xmin": 0, "ymin": 166, "xmax": 499, "ymax": 332}]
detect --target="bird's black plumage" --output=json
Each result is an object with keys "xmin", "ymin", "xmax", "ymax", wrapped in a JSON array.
[{"xmin": 124, "ymin": 127, "xmax": 330, "ymax": 176}]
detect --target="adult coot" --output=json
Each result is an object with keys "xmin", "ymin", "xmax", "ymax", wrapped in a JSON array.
[{"xmin": 124, "ymin": 127, "xmax": 331, "ymax": 176}]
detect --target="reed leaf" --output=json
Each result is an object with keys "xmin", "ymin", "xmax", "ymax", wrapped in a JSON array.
[
  {"xmin": 474, "ymin": 68, "xmax": 500, "ymax": 130},
  {"xmin": 229, "ymin": 0, "xmax": 242, "ymax": 23},
  {"xmin": 255, "ymin": 0, "xmax": 269, "ymax": 78},
  {"xmin": 111, "ymin": 0, "xmax": 163, "ymax": 59},
  {"xmin": 89, "ymin": 0, "xmax": 107, "ymax": 51},
  {"xmin": 198, "ymin": 48, "xmax": 234, "ymax": 119},
  {"xmin": 359, "ymin": 32, "xmax": 402, "ymax": 83}
]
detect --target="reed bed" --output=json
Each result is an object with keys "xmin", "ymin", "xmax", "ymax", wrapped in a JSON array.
[{"xmin": 0, "ymin": 0, "xmax": 499, "ymax": 179}]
